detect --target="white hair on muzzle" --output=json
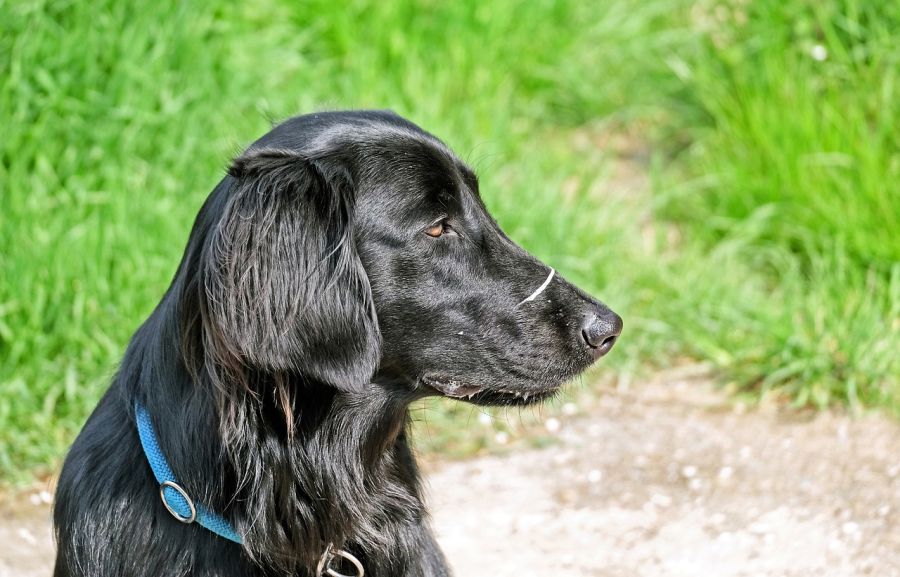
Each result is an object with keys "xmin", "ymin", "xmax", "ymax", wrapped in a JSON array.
[{"xmin": 516, "ymin": 268, "xmax": 555, "ymax": 306}]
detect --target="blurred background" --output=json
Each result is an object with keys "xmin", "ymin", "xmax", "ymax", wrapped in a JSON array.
[
  {"xmin": 2, "ymin": 1, "xmax": 900, "ymax": 574},
  {"xmin": 1, "ymin": 0, "xmax": 898, "ymax": 495}
]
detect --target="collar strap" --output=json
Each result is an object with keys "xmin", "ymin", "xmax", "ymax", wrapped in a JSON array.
[{"xmin": 135, "ymin": 402, "xmax": 243, "ymax": 544}]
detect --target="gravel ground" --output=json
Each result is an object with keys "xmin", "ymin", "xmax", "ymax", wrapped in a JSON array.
[
  {"xmin": 2, "ymin": 377, "xmax": 899, "ymax": 577},
  {"xmin": 429, "ymin": 379, "xmax": 900, "ymax": 577}
]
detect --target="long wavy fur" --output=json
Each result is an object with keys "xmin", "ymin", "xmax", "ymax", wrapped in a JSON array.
[{"xmin": 54, "ymin": 137, "xmax": 442, "ymax": 576}]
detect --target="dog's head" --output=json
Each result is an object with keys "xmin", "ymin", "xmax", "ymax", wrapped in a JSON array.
[{"xmin": 187, "ymin": 111, "xmax": 621, "ymax": 409}]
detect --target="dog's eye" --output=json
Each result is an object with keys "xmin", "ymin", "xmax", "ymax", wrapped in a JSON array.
[{"xmin": 425, "ymin": 218, "xmax": 453, "ymax": 238}]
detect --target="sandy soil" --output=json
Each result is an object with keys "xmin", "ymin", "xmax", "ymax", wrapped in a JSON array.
[
  {"xmin": 2, "ymin": 377, "xmax": 898, "ymax": 577},
  {"xmin": 428, "ymin": 379, "xmax": 900, "ymax": 577}
]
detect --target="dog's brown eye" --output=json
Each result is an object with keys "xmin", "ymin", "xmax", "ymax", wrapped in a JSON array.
[{"xmin": 425, "ymin": 219, "xmax": 450, "ymax": 238}]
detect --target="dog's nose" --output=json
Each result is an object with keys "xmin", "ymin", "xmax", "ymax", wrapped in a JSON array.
[{"xmin": 581, "ymin": 310, "xmax": 623, "ymax": 358}]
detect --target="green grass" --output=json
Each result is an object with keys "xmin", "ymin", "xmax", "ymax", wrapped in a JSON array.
[
  {"xmin": 1, "ymin": 0, "xmax": 898, "ymax": 484},
  {"xmin": 659, "ymin": 0, "xmax": 900, "ymax": 405}
]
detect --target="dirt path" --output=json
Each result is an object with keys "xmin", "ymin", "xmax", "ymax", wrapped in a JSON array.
[
  {"xmin": 2, "ymin": 377, "xmax": 899, "ymax": 577},
  {"xmin": 428, "ymin": 379, "xmax": 900, "ymax": 576}
]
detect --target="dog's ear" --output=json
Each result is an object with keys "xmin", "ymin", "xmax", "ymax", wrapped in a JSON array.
[{"xmin": 199, "ymin": 148, "xmax": 380, "ymax": 393}]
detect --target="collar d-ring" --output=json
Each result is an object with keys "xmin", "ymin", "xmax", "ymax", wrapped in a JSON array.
[
  {"xmin": 316, "ymin": 543, "xmax": 364, "ymax": 577},
  {"xmin": 160, "ymin": 480, "xmax": 197, "ymax": 523}
]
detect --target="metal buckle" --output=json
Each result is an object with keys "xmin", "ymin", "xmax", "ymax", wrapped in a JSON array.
[
  {"xmin": 159, "ymin": 480, "xmax": 197, "ymax": 524},
  {"xmin": 316, "ymin": 542, "xmax": 364, "ymax": 577}
]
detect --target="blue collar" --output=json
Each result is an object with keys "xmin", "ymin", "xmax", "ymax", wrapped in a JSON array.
[{"xmin": 135, "ymin": 402, "xmax": 243, "ymax": 544}]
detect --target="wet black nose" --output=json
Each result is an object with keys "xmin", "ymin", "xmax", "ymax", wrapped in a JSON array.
[{"xmin": 581, "ymin": 311, "xmax": 623, "ymax": 358}]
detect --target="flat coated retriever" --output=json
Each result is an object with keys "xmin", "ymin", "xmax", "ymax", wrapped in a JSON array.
[{"xmin": 53, "ymin": 110, "xmax": 622, "ymax": 577}]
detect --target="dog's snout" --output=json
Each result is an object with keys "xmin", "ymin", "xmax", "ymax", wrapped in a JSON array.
[{"xmin": 581, "ymin": 310, "xmax": 623, "ymax": 358}]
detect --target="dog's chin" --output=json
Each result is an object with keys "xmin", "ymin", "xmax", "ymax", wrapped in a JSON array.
[{"xmin": 420, "ymin": 375, "xmax": 560, "ymax": 406}]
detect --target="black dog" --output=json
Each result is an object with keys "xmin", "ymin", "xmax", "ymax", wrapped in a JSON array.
[{"xmin": 53, "ymin": 110, "xmax": 622, "ymax": 577}]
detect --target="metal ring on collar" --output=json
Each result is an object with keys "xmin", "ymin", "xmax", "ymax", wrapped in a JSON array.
[
  {"xmin": 159, "ymin": 480, "xmax": 197, "ymax": 524},
  {"xmin": 316, "ymin": 543, "xmax": 364, "ymax": 577}
]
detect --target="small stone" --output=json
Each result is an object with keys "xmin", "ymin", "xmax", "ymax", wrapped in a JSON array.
[
  {"xmin": 718, "ymin": 466, "xmax": 734, "ymax": 481},
  {"xmin": 544, "ymin": 417, "xmax": 561, "ymax": 433},
  {"xmin": 878, "ymin": 505, "xmax": 891, "ymax": 517},
  {"xmin": 587, "ymin": 469, "xmax": 602, "ymax": 484},
  {"xmin": 556, "ymin": 489, "xmax": 578, "ymax": 505},
  {"xmin": 17, "ymin": 528, "xmax": 37, "ymax": 545},
  {"xmin": 552, "ymin": 451, "xmax": 572, "ymax": 465},
  {"xmin": 494, "ymin": 431, "xmax": 509, "ymax": 444},
  {"xmin": 681, "ymin": 465, "xmax": 698, "ymax": 478},
  {"xmin": 477, "ymin": 412, "xmax": 492, "ymax": 426},
  {"xmin": 562, "ymin": 402, "xmax": 578, "ymax": 416},
  {"xmin": 650, "ymin": 493, "xmax": 672, "ymax": 508},
  {"xmin": 841, "ymin": 521, "xmax": 860, "ymax": 536}
]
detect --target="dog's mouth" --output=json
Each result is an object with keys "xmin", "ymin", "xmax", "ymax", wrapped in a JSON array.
[{"xmin": 420, "ymin": 375, "xmax": 558, "ymax": 406}]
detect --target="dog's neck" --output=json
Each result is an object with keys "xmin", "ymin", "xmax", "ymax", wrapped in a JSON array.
[
  {"xmin": 128, "ymin": 304, "xmax": 425, "ymax": 575},
  {"xmin": 225, "ymin": 381, "xmax": 424, "ymax": 574}
]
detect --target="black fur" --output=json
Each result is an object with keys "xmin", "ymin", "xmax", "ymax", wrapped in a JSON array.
[{"xmin": 53, "ymin": 110, "xmax": 622, "ymax": 577}]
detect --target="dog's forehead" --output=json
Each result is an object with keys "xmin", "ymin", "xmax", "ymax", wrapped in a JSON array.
[
  {"xmin": 327, "ymin": 123, "xmax": 466, "ymax": 185},
  {"xmin": 251, "ymin": 111, "xmax": 479, "ymax": 216},
  {"xmin": 255, "ymin": 112, "xmax": 450, "ymax": 159},
  {"xmin": 360, "ymin": 137, "xmax": 480, "ymax": 220},
  {"xmin": 318, "ymin": 120, "xmax": 478, "ymax": 209},
  {"xmin": 265, "ymin": 112, "xmax": 474, "ymax": 181}
]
